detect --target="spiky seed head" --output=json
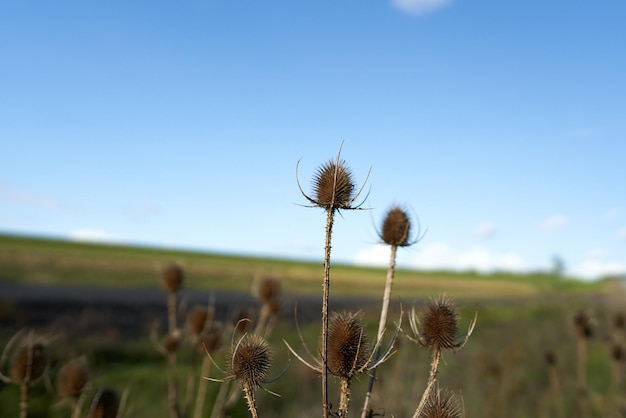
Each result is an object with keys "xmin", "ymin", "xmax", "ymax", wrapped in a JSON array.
[
  {"xmin": 162, "ymin": 263, "xmax": 184, "ymax": 293},
  {"xmin": 326, "ymin": 311, "xmax": 369, "ymax": 379},
  {"xmin": 197, "ymin": 323, "xmax": 223, "ymax": 354},
  {"xmin": 187, "ymin": 306, "xmax": 208, "ymax": 337},
  {"xmin": 229, "ymin": 334, "xmax": 272, "ymax": 389},
  {"xmin": 89, "ymin": 387, "xmax": 119, "ymax": 418},
  {"xmin": 234, "ymin": 309, "xmax": 253, "ymax": 334},
  {"xmin": 614, "ymin": 313, "xmax": 625, "ymax": 330},
  {"xmin": 57, "ymin": 356, "xmax": 90, "ymax": 399},
  {"xmin": 381, "ymin": 206, "xmax": 411, "ymax": 246},
  {"xmin": 573, "ymin": 311, "xmax": 593, "ymax": 339},
  {"xmin": 422, "ymin": 296, "xmax": 459, "ymax": 350},
  {"xmin": 162, "ymin": 332, "xmax": 181, "ymax": 354},
  {"xmin": 419, "ymin": 388, "xmax": 462, "ymax": 418},
  {"xmin": 612, "ymin": 344, "xmax": 624, "ymax": 362},
  {"xmin": 10, "ymin": 342, "xmax": 46, "ymax": 382},
  {"xmin": 256, "ymin": 276, "xmax": 282, "ymax": 304},
  {"xmin": 312, "ymin": 159, "xmax": 356, "ymax": 210}
]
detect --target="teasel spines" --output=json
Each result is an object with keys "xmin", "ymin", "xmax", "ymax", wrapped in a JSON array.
[
  {"xmin": 381, "ymin": 206, "xmax": 412, "ymax": 246},
  {"xmin": 229, "ymin": 333, "xmax": 272, "ymax": 390},
  {"xmin": 312, "ymin": 159, "xmax": 356, "ymax": 210},
  {"xmin": 57, "ymin": 356, "xmax": 90, "ymax": 399},
  {"xmin": 422, "ymin": 296, "xmax": 459, "ymax": 350},
  {"xmin": 326, "ymin": 311, "xmax": 369, "ymax": 379},
  {"xmin": 419, "ymin": 388, "xmax": 462, "ymax": 418},
  {"xmin": 10, "ymin": 342, "xmax": 46, "ymax": 383}
]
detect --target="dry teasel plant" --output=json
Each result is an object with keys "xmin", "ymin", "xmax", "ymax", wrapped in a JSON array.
[
  {"xmin": 0, "ymin": 329, "xmax": 48, "ymax": 418},
  {"xmin": 544, "ymin": 350, "xmax": 564, "ymax": 418},
  {"xmin": 573, "ymin": 309, "xmax": 593, "ymax": 417},
  {"xmin": 361, "ymin": 204, "xmax": 424, "ymax": 417},
  {"xmin": 408, "ymin": 295, "xmax": 476, "ymax": 418},
  {"xmin": 418, "ymin": 387, "xmax": 463, "ymax": 418},
  {"xmin": 204, "ymin": 322, "xmax": 285, "ymax": 418},
  {"xmin": 87, "ymin": 386, "xmax": 129, "ymax": 418},
  {"xmin": 285, "ymin": 310, "xmax": 399, "ymax": 418},
  {"xmin": 57, "ymin": 356, "xmax": 91, "ymax": 418},
  {"xmin": 296, "ymin": 142, "xmax": 370, "ymax": 418},
  {"xmin": 252, "ymin": 275, "xmax": 283, "ymax": 337}
]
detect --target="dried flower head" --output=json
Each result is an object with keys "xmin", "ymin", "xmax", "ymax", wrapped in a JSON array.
[
  {"xmin": 419, "ymin": 388, "xmax": 462, "ymax": 418},
  {"xmin": 187, "ymin": 306, "xmax": 208, "ymax": 337},
  {"xmin": 162, "ymin": 332, "xmax": 181, "ymax": 354},
  {"xmin": 614, "ymin": 313, "xmax": 625, "ymax": 330},
  {"xmin": 544, "ymin": 350, "xmax": 557, "ymax": 366},
  {"xmin": 162, "ymin": 263, "xmax": 184, "ymax": 293},
  {"xmin": 57, "ymin": 356, "xmax": 90, "ymax": 399},
  {"xmin": 574, "ymin": 310, "xmax": 593, "ymax": 339},
  {"xmin": 422, "ymin": 296, "xmax": 459, "ymax": 350},
  {"xmin": 234, "ymin": 309, "xmax": 254, "ymax": 334},
  {"xmin": 10, "ymin": 342, "xmax": 46, "ymax": 382},
  {"xmin": 312, "ymin": 159, "xmax": 356, "ymax": 210},
  {"xmin": 197, "ymin": 326, "xmax": 223, "ymax": 355},
  {"xmin": 256, "ymin": 276, "xmax": 282, "ymax": 304},
  {"xmin": 612, "ymin": 344, "xmax": 624, "ymax": 362},
  {"xmin": 326, "ymin": 311, "xmax": 369, "ymax": 379},
  {"xmin": 88, "ymin": 387, "xmax": 119, "ymax": 418},
  {"xmin": 228, "ymin": 333, "xmax": 272, "ymax": 390},
  {"xmin": 380, "ymin": 206, "xmax": 412, "ymax": 246}
]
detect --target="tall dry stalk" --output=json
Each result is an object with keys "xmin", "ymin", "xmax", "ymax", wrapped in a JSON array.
[
  {"xmin": 544, "ymin": 350, "xmax": 564, "ymax": 418},
  {"xmin": 409, "ymin": 295, "xmax": 476, "ymax": 418},
  {"xmin": 362, "ymin": 205, "xmax": 418, "ymax": 418},
  {"xmin": 573, "ymin": 310, "xmax": 592, "ymax": 418},
  {"xmin": 296, "ymin": 142, "xmax": 368, "ymax": 418}
]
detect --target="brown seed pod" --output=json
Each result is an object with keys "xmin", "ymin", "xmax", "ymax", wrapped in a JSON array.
[
  {"xmin": 256, "ymin": 276, "xmax": 282, "ymax": 304},
  {"xmin": 88, "ymin": 387, "xmax": 119, "ymax": 418},
  {"xmin": 162, "ymin": 332, "xmax": 181, "ymax": 354},
  {"xmin": 326, "ymin": 311, "xmax": 369, "ymax": 379},
  {"xmin": 380, "ymin": 206, "xmax": 411, "ymax": 246},
  {"xmin": 419, "ymin": 388, "xmax": 462, "ymax": 418},
  {"xmin": 57, "ymin": 356, "xmax": 90, "ymax": 399},
  {"xmin": 229, "ymin": 333, "xmax": 272, "ymax": 389},
  {"xmin": 544, "ymin": 350, "xmax": 557, "ymax": 366},
  {"xmin": 162, "ymin": 263, "xmax": 184, "ymax": 293},
  {"xmin": 313, "ymin": 159, "xmax": 356, "ymax": 210},
  {"xmin": 612, "ymin": 344, "xmax": 624, "ymax": 362},
  {"xmin": 573, "ymin": 310, "xmax": 593, "ymax": 339},
  {"xmin": 197, "ymin": 325, "xmax": 223, "ymax": 354},
  {"xmin": 234, "ymin": 309, "xmax": 253, "ymax": 335},
  {"xmin": 187, "ymin": 306, "xmax": 208, "ymax": 337},
  {"xmin": 10, "ymin": 342, "xmax": 46, "ymax": 382},
  {"xmin": 421, "ymin": 296, "xmax": 459, "ymax": 350},
  {"xmin": 614, "ymin": 313, "xmax": 625, "ymax": 330}
]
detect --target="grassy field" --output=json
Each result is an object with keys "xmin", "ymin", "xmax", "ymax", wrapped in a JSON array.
[
  {"xmin": 0, "ymin": 233, "xmax": 605, "ymax": 298},
  {"xmin": 1, "ymin": 233, "xmax": 625, "ymax": 418}
]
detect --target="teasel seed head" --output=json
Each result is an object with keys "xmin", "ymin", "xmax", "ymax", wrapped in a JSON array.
[
  {"xmin": 614, "ymin": 313, "xmax": 625, "ymax": 330},
  {"xmin": 256, "ymin": 276, "xmax": 282, "ymax": 304},
  {"xmin": 57, "ymin": 356, "xmax": 90, "ymax": 399},
  {"xmin": 229, "ymin": 333, "xmax": 272, "ymax": 390},
  {"xmin": 10, "ymin": 342, "xmax": 46, "ymax": 382},
  {"xmin": 88, "ymin": 387, "xmax": 119, "ymax": 418},
  {"xmin": 162, "ymin": 331, "xmax": 181, "ymax": 354},
  {"xmin": 422, "ymin": 296, "xmax": 459, "ymax": 350},
  {"xmin": 312, "ymin": 159, "xmax": 356, "ymax": 210},
  {"xmin": 162, "ymin": 263, "xmax": 184, "ymax": 293},
  {"xmin": 326, "ymin": 311, "xmax": 369, "ymax": 379},
  {"xmin": 187, "ymin": 306, "xmax": 209, "ymax": 337},
  {"xmin": 419, "ymin": 388, "xmax": 462, "ymax": 418},
  {"xmin": 573, "ymin": 310, "xmax": 593, "ymax": 339},
  {"xmin": 612, "ymin": 344, "xmax": 624, "ymax": 362},
  {"xmin": 197, "ymin": 322, "xmax": 223, "ymax": 354},
  {"xmin": 380, "ymin": 206, "xmax": 412, "ymax": 246}
]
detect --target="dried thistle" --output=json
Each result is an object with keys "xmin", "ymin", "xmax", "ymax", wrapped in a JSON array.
[
  {"xmin": 187, "ymin": 306, "xmax": 209, "ymax": 338},
  {"xmin": 380, "ymin": 206, "xmax": 412, "ymax": 246},
  {"xmin": 88, "ymin": 387, "xmax": 119, "ymax": 418},
  {"xmin": 10, "ymin": 342, "xmax": 47, "ymax": 383},
  {"xmin": 296, "ymin": 142, "xmax": 370, "ymax": 418},
  {"xmin": 205, "ymin": 329, "xmax": 282, "ymax": 418},
  {"xmin": 410, "ymin": 296, "xmax": 476, "ymax": 418},
  {"xmin": 255, "ymin": 276, "xmax": 282, "ymax": 304},
  {"xmin": 162, "ymin": 263, "xmax": 185, "ymax": 293},
  {"xmin": 418, "ymin": 388, "xmax": 462, "ymax": 418},
  {"xmin": 57, "ymin": 356, "xmax": 90, "ymax": 399}
]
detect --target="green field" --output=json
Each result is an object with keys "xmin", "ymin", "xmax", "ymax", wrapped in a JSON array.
[
  {"xmin": 1, "ymin": 233, "xmax": 625, "ymax": 418},
  {"xmin": 0, "ymin": 233, "xmax": 605, "ymax": 297}
]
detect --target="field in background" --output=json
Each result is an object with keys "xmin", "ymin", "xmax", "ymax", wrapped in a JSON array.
[
  {"xmin": 1, "ymin": 233, "xmax": 625, "ymax": 417},
  {"xmin": 0, "ymin": 233, "xmax": 605, "ymax": 298}
]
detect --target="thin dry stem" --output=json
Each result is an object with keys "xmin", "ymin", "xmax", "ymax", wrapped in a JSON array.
[
  {"xmin": 321, "ymin": 207, "xmax": 335, "ymax": 418},
  {"xmin": 412, "ymin": 347, "xmax": 442, "ymax": 418}
]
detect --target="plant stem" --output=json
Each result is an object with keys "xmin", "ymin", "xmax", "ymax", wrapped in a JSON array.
[
  {"xmin": 20, "ymin": 381, "xmax": 28, "ymax": 418},
  {"xmin": 168, "ymin": 352, "xmax": 180, "ymax": 418},
  {"xmin": 412, "ymin": 347, "xmax": 442, "ymax": 418},
  {"xmin": 361, "ymin": 244, "xmax": 397, "ymax": 418},
  {"xmin": 338, "ymin": 377, "xmax": 351, "ymax": 418},
  {"xmin": 242, "ymin": 384, "xmax": 259, "ymax": 418},
  {"xmin": 321, "ymin": 208, "xmax": 335, "ymax": 418},
  {"xmin": 194, "ymin": 356, "xmax": 212, "ymax": 418}
]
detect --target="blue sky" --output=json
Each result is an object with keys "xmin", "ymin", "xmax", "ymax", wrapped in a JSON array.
[{"xmin": 1, "ymin": 0, "xmax": 625, "ymax": 280}]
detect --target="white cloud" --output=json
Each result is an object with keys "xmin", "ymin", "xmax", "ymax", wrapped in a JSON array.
[
  {"xmin": 539, "ymin": 214, "xmax": 568, "ymax": 231},
  {"xmin": 354, "ymin": 242, "xmax": 526, "ymax": 274},
  {"xmin": 391, "ymin": 0, "xmax": 451, "ymax": 16},
  {"xmin": 69, "ymin": 229, "xmax": 125, "ymax": 244},
  {"xmin": 475, "ymin": 221, "xmax": 496, "ymax": 239},
  {"xmin": 570, "ymin": 248, "xmax": 626, "ymax": 280}
]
